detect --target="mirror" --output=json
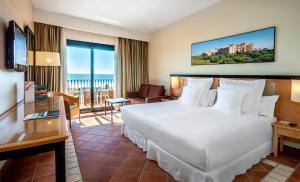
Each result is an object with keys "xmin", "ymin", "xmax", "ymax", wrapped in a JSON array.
[{"xmin": 24, "ymin": 25, "xmax": 35, "ymax": 82}]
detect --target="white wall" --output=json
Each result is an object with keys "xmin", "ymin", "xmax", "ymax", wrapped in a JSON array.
[
  {"xmin": 0, "ymin": 0, "xmax": 34, "ymax": 115},
  {"xmin": 149, "ymin": 0, "xmax": 300, "ymax": 87},
  {"xmin": 34, "ymin": 9, "xmax": 150, "ymax": 42}
]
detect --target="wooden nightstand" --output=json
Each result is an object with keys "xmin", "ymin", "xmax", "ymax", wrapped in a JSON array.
[{"xmin": 272, "ymin": 121, "xmax": 300, "ymax": 157}]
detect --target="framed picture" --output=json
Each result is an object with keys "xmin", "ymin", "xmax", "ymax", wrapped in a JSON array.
[{"xmin": 191, "ymin": 27, "xmax": 275, "ymax": 65}]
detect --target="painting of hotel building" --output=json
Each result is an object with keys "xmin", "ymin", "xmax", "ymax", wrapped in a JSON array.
[{"xmin": 191, "ymin": 27, "xmax": 275, "ymax": 65}]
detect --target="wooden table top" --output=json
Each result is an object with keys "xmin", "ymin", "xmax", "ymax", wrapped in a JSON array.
[
  {"xmin": 0, "ymin": 97, "xmax": 70, "ymax": 152},
  {"xmin": 273, "ymin": 122, "xmax": 300, "ymax": 131}
]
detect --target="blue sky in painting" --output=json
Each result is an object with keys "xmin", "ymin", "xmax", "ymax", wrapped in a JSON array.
[
  {"xmin": 67, "ymin": 46, "xmax": 115, "ymax": 74},
  {"xmin": 191, "ymin": 28, "xmax": 275, "ymax": 56}
]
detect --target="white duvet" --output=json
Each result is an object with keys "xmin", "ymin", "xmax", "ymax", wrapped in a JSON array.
[{"xmin": 121, "ymin": 101, "xmax": 274, "ymax": 172}]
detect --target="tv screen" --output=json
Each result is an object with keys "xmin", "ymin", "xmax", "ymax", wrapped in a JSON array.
[{"xmin": 6, "ymin": 21, "xmax": 28, "ymax": 72}]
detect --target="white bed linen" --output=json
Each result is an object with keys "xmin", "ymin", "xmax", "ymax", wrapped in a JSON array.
[
  {"xmin": 122, "ymin": 122, "xmax": 272, "ymax": 182},
  {"xmin": 121, "ymin": 101, "xmax": 274, "ymax": 172}
]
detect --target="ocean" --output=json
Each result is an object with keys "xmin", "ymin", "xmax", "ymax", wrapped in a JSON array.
[{"xmin": 67, "ymin": 74, "xmax": 114, "ymax": 80}]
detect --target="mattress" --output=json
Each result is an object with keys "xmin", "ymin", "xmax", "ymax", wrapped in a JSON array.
[{"xmin": 121, "ymin": 101, "xmax": 275, "ymax": 171}]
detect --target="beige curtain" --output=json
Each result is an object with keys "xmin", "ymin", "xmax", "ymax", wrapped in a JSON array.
[
  {"xmin": 34, "ymin": 22, "xmax": 61, "ymax": 91},
  {"xmin": 27, "ymin": 65, "xmax": 35, "ymax": 82},
  {"xmin": 116, "ymin": 37, "xmax": 149, "ymax": 97},
  {"xmin": 34, "ymin": 66, "xmax": 61, "ymax": 91}
]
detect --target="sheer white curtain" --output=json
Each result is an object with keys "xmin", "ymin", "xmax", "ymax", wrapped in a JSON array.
[{"xmin": 60, "ymin": 28, "xmax": 68, "ymax": 93}]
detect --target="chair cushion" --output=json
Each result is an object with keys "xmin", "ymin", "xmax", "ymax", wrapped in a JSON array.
[
  {"xmin": 127, "ymin": 97, "xmax": 146, "ymax": 104},
  {"xmin": 138, "ymin": 84, "xmax": 150, "ymax": 98},
  {"xmin": 148, "ymin": 85, "xmax": 164, "ymax": 98}
]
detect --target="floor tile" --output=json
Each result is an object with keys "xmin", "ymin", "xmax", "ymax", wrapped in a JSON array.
[
  {"xmin": 80, "ymin": 164, "xmax": 118, "ymax": 181},
  {"xmin": 233, "ymin": 174, "xmax": 250, "ymax": 182},
  {"xmin": 102, "ymin": 154, "xmax": 127, "ymax": 167},
  {"xmin": 122, "ymin": 157, "xmax": 147, "ymax": 170},
  {"xmin": 112, "ymin": 167, "xmax": 142, "ymax": 181},
  {"xmin": 76, "ymin": 134, "xmax": 96, "ymax": 141},
  {"xmin": 77, "ymin": 141, "xmax": 99, "ymax": 151},
  {"xmin": 144, "ymin": 160, "xmax": 165, "ymax": 173},
  {"xmin": 140, "ymin": 171, "xmax": 168, "ymax": 182},
  {"xmin": 32, "ymin": 174, "xmax": 56, "ymax": 182},
  {"xmin": 34, "ymin": 161, "xmax": 55, "ymax": 178},
  {"xmin": 3, "ymin": 165, "xmax": 36, "ymax": 181},
  {"xmin": 289, "ymin": 167, "xmax": 300, "ymax": 180}
]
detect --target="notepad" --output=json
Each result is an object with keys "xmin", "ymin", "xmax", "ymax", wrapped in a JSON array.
[{"xmin": 24, "ymin": 111, "xmax": 59, "ymax": 121}]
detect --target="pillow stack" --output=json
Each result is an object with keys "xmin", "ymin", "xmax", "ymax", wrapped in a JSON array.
[
  {"xmin": 179, "ymin": 78, "xmax": 213, "ymax": 106},
  {"xmin": 213, "ymin": 79, "xmax": 266, "ymax": 116},
  {"xmin": 179, "ymin": 77, "xmax": 279, "ymax": 117}
]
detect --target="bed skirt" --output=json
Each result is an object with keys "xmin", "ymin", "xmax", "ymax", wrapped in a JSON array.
[{"xmin": 121, "ymin": 123, "xmax": 272, "ymax": 182}]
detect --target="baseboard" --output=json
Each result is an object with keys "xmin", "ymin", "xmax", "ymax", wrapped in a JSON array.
[{"xmin": 284, "ymin": 140, "xmax": 300, "ymax": 150}]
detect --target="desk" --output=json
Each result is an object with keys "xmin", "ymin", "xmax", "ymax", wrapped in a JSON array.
[{"xmin": 0, "ymin": 97, "xmax": 69, "ymax": 181}]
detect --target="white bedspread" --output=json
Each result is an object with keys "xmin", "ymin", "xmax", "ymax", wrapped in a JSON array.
[{"xmin": 121, "ymin": 101, "xmax": 274, "ymax": 171}]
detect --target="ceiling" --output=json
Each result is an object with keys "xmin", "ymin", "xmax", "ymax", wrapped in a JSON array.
[{"xmin": 31, "ymin": 0, "xmax": 220, "ymax": 33}]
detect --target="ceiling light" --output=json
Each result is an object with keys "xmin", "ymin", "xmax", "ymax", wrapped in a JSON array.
[{"xmin": 101, "ymin": 17, "xmax": 119, "ymax": 24}]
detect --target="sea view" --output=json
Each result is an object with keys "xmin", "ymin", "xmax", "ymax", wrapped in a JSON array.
[{"xmin": 67, "ymin": 74, "xmax": 114, "ymax": 80}]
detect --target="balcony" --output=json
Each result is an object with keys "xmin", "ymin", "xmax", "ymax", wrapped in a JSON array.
[{"xmin": 67, "ymin": 79, "xmax": 114, "ymax": 109}]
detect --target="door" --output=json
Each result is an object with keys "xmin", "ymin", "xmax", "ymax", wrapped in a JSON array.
[{"xmin": 66, "ymin": 40, "xmax": 115, "ymax": 111}]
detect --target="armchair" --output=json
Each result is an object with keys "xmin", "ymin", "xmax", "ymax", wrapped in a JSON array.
[{"xmin": 47, "ymin": 92, "xmax": 80, "ymax": 128}]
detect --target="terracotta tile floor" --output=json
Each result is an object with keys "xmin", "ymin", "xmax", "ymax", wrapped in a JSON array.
[{"xmin": 2, "ymin": 111, "xmax": 300, "ymax": 182}]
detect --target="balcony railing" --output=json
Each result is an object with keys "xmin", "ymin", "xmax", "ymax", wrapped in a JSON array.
[{"xmin": 67, "ymin": 79, "xmax": 114, "ymax": 91}]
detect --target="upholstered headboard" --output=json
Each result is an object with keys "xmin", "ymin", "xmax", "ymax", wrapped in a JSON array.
[{"xmin": 170, "ymin": 74, "xmax": 300, "ymax": 125}]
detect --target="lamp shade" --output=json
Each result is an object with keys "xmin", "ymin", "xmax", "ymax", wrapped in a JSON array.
[
  {"xmin": 28, "ymin": 51, "xmax": 60, "ymax": 66},
  {"xmin": 171, "ymin": 77, "xmax": 179, "ymax": 89},
  {"xmin": 291, "ymin": 80, "xmax": 300, "ymax": 103}
]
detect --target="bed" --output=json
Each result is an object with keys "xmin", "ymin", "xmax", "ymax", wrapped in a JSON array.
[
  {"xmin": 121, "ymin": 101, "xmax": 275, "ymax": 182},
  {"xmin": 120, "ymin": 76, "xmax": 290, "ymax": 182}
]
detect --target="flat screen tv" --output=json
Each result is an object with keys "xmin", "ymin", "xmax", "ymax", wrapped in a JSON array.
[{"xmin": 6, "ymin": 20, "xmax": 28, "ymax": 72}]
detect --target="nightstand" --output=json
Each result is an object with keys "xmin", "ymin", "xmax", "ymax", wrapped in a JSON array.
[{"xmin": 272, "ymin": 121, "xmax": 300, "ymax": 157}]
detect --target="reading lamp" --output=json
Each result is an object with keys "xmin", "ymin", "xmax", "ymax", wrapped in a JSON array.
[
  {"xmin": 29, "ymin": 51, "xmax": 60, "ymax": 91},
  {"xmin": 171, "ymin": 76, "xmax": 180, "ymax": 98}
]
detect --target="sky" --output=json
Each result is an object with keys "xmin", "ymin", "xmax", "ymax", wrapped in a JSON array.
[
  {"xmin": 192, "ymin": 28, "xmax": 275, "ymax": 56},
  {"xmin": 67, "ymin": 46, "xmax": 115, "ymax": 74}
]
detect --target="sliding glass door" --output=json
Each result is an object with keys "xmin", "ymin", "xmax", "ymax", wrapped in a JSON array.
[
  {"xmin": 66, "ymin": 40, "xmax": 115, "ymax": 111},
  {"xmin": 93, "ymin": 49, "xmax": 115, "ymax": 109}
]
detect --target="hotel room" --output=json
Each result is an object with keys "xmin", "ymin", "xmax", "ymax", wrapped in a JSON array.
[{"xmin": 0, "ymin": 0, "xmax": 300, "ymax": 182}]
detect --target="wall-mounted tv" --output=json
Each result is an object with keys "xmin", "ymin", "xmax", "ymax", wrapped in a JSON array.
[
  {"xmin": 6, "ymin": 20, "xmax": 28, "ymax": 72},
  {"xmin": 191, "ymin": 27, "xmax": 276, "ymax": 65}
]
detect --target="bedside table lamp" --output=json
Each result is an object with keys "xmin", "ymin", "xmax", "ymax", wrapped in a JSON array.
[
  {"xmin": 171, "ymin": 76, "xmax": 180, "ymax": 98},
  {"xmin": 290, "ymin": 80, "xmax": 300, "ymax": 127},
  {"xmin": 291, "ymin": 80, "xmax": 300, "ymax": 103}
]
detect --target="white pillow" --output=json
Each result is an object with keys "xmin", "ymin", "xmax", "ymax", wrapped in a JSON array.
[
  {"xmin": 200, "ymin": 89, "xmax": 217, "ymax": 106},
  {"xmin": 213, "ymin": 87, "xmax": 247, "ymax": 115},
  {"xmin": 258, "ymin": 95, "xmax": 279, "ymax": 117},
  {"xmin": 187, "ymin": 78, "xmax": 213, "ymax": 106},
  {"xmin": 220, "ymin": 79, "xmax": 266, "ymax": 115},
  {"xmin": 187, "ymin": 78, "xmax": 213, "ymax": 90},
  {"xmin": 179, "ymin": 86, "xmax": 204, "ymax": 106}
]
